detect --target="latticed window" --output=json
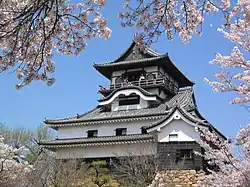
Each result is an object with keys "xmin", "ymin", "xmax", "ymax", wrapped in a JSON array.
[
  {"xmin": 118, "ymin": 95, "xmax": 140, "ymax": 106},
  {"xmin": 177, "ymin": 149, "xmax": 193, "ymax": 159},
  {"xmin": 169, "ymin": 134, "xmax": 178, "ymax": 141},
  {"xmin": 141, "ymin": 126, "xmax": 147, "ymax": 134},
  {"xmin": 87, "ymin": 130, "xmax": 98, "ymax": 138},
  {"xmin": 116, "ymin": 128, "xmax": 127, "ymax": 136}
]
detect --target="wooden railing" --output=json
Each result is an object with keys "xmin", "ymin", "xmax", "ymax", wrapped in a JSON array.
[{"xmin": 99, "ymin": 78, "xmax": 179, "ymax": 94}]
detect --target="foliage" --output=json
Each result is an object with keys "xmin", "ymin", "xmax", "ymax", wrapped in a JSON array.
[
  {"xmin": 29, "ymin": 155, "xmax": 92, "ymax": 187},
  {"xmin": 0, "ymin": 123, "xmax": 53, "ymax": 163},
  {"xmin": 113, "ymin": 154, "xmax": 156, "ymax": 187},
  {"xmin": 0, "ymin": 0, "xmax": 249, "ymax": 89},
  {"xmin": 1, "ymin": 0, "xmax": 250, "ymax": 186},
  {"xmin": 0, "ymin": 135, "xmax": 32, "ymax": 187},
  {"xmin": 89, "ymin": 160, "xmax": 118, "ymax": 187},
  {"xmin": 0, "ymin": 0, "xmax": 111, "ymax": 88}
]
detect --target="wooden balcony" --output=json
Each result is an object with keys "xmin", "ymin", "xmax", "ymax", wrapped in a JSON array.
[{"xmin": 99, "ymin": 78, "xmax": 179, "ymax": 95}]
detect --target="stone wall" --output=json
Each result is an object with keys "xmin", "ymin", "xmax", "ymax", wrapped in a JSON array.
[
  {"xmin": 157, "ymin": 142, "xmax": 203, "ymax": 170},
  {"xmin": 149, "ymin": 170, "xmax": 202, "ymax": 187}
]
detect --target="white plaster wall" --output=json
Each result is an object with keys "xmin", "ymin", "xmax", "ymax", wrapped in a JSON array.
[
  {"xmin": 144, "ymin": 66, "xmax": 157, "ymax": 72},
  {"xmin": 56, "ymin": 143, "xmax": 157, "ymax": 159},
  {"xmin": 111, "ymin": 77, "xmax": 116, "ymax": 84},
  {"xmin": 111, "ymin": 97, "xmax": 148, "ymax": 111},
  {"xmin": 111, "ymin": 70, "xmax": 126, "ymax": 84},
  {"xmin": 157, "ymin": 119, "xmax": 200, "ymax": 142},
  {"xmin": 111, "ymin": 97, "xmax": 119, "ymax": 111},
  {"xmin": 58, "ymin": 118, "xmax": 156, "ymax": 139},
  {"xmin": 140, "ymin": 97, "xmax": 148, "ymax": 108}
]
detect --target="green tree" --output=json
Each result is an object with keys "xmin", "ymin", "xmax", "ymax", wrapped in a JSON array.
[
  {"xmin": 0, "ymin": 123, "xmax": 53, "ymax": 163},
  {"xmin": 89, "ymin": 161, "xmax": 118, "ymax": 187}
]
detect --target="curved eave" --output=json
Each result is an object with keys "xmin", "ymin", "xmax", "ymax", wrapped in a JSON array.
[
  {"xmin": 146, "ymin": 106, "xmax": 227, "ymax": 140},
  {"xmin": 98, "ymin": 86, "xmax": 162, "ymax": 103},
  {"xmin": 39, "ymin": 134, "xmax": 156, "ymax": 150},
  {"xmin": 146, "ymin": 106, "xmax": 209, "ymax": 130},
  {"xmin": 208, "ymin": 125, "xmax": 227, "ymax": 140},
  {"xmin": 93, "ymin": 55, "xmax": 194, "ymax": 88},
  {"xmin": 164, "ymin": 55, "xmax": 194, "ymax": 87},
  {"xmin": 44, "ymin": 113, "xmax": 166, "ymax": 127},
  {"xmin": 93, "ymin": 55, "xmax": 168, "ymax": 79}
]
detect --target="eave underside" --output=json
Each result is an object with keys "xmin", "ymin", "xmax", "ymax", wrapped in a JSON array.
[
  {"xmin": 39, "ymin": 134, "xmax": 156, "ymax": 150},
  {"xmin": 94, "ymin": 56, "xmax": 194, "ymax": 88},
  {"xmin": 44, "ymin": 88, "xmax": 194, "ymax": 126}
]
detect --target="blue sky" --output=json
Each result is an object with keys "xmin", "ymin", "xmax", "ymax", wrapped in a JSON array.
[{"xmin": 0, "ymin": 1, "xmax": 249, "ymax": 138}]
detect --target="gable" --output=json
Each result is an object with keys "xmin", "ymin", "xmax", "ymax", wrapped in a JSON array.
[
  {"xmin": 114, "ymin": 41, "xmax": 159, "ymax": 62},
  {"xmin": 122, "ymin": 49, "xmax": 149, "ymax": 61},
  {"xmin": 147, "ymin": 109, "xmax": 207, "ymax": 142},
  {"xmin": 157, "ymin": 120, "xmax": 200, "ymax": 142}
]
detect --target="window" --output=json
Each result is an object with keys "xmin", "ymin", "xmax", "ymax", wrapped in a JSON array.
[
  {"xmin": 179, "ymin": 149, "xmax": 193, "ymax": 159},
  {"xmin": 169, "ymin": 134, "xmax": 178, "ymax": 141},
  {"xmin": 119, "ymin": 95, "xmax": 140, "ymax": 106},
  {"xmin": 87, "ymin": 130, "xmax": 98, "ymax": 138},
  {"xmin": 116, "ymin": 128, "xmax": 127, "ymax": 136},
  {"xmin": 141, "ymin": 126, "xmax": 147, "ymax": 134}
]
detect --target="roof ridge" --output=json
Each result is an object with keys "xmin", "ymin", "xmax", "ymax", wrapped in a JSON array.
[
  {"xmin": 94, "ymin": 55, "xmax": 167, "ymax": 67},
  {"xmin": 145, "ymin": 47, "xmax": 162, "ymax": 57},
  {"xmin": 178, "ymin": 87, "xmax": 193, "ymax": 92},
  {"xmin": 113, "ymin": 40, "xmax": 163, "ymax": 62},
  {"xmin": 76, "ymin": 107, "xmax": 100, "ymax": 118},
  {"xmin": 44, "ymin": 107, "xmax": 100, "ymax": 123},
  {"xmin": 178, "ymin": 106, "xmax": 207, "ymax": 124},
  {"xmin": 45, "ymin": 111, "xmax": 167, "ymax": 125},
  {"xmin": 114, "ymin": 41, "xmax": 136, "ymax": 62}
]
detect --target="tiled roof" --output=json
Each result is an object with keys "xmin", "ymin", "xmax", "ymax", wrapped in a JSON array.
[
  {"xmin": 44, "ymin": 88, "xmax": 195, "ymax": 127},
  {"xmin": 113, "ymin": 41, "xmax": 161, "ymax": 62},
  {"xmin": 166, "ymin": 88, "xmax": 194, "ymax": 108},
  {"xmin": 93, "ymin": 41, "xmax": 194, "ymax": 87},
  {"xmin": 39, "ymin": 134, "xmax": 155, "ymax": 149},
  {"xmin": 93, "ymin": 55, "xmax": 167, "ymax": 67},
  {"xmin": 98, "ymin": 85, "xmax": 161, "ymax": 102},
  {"xmin": 145, "ymin": 106, "xmax": 208, "ymax": 130}
]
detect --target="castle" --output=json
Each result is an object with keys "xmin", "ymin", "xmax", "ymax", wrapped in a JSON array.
[{"xmin": 39, "ymin": 41, "xmax": 225, "ymax": 170}]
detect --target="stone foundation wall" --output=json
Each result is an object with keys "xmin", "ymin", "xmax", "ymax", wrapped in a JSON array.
[
  {"xmin": 157, "ymin": 142, "xmax": 203, "ymax": 170},
  {"xmin": 149, "ymin": 170, "xmax": 202, "ymax": 187}
]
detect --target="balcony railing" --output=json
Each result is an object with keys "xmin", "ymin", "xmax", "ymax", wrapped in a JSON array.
[{"xmin": 99, "ymin": 78, "xmax": 179, "ymax": 94}]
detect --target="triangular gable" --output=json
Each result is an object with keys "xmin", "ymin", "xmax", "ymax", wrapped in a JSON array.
[
  {"xmin": 114, "ymin": 41, "xmax": 161, "ymax": 62},
  {"xmin": 159, "ymin": 130, "xmax": 195, "ymax": 142},
  {"xmin": 147, "ymin": 107, "xmax": 207, "ymax": 133}
]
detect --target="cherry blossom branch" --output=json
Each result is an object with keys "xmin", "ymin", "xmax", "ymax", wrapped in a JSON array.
[{"xmin": 0, "ymin": 0, "xmax": 111, "ymax": 88}]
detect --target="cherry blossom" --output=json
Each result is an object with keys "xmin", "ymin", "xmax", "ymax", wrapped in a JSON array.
[
  {"xmin": 195, "ymin": 126, "xmax": 250, "ymax": 187},
  {"xmin": 0, "ymin": 135, "xmax": 32, "ymax": 186},
  {"xmin": 204, "ymin": 0, "xmax": 250, "ymax": 104},
  {"xmin": 0, "ymin": 0, "xmax": 111, "ymax": 88},
  {"xmin": 120, "ymin": 0, "xmax": 233, "ymax": 44}
]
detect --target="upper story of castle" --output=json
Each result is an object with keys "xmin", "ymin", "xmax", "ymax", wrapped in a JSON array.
[{"xmin": 93, "ymin": 41, "xmax": 194, "ymax": 112}]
